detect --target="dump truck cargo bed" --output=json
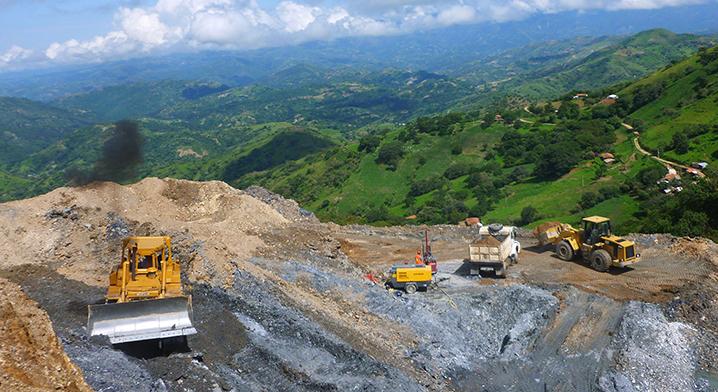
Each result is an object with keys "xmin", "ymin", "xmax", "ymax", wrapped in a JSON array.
[{"xmin": 88, "ymin": 296, "xmax": 196, "ymax": 344}]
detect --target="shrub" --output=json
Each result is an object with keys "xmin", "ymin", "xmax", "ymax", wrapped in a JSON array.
[
  {"xmin": 444, "ymin": 163, "xmax": 475, "ymax": 180},
  {"xmin": 519, "ymin": 206, "xmax": 540, "ymax": 226},
  {"xmin": 358, "ymin": 135, "xmax": 381, "ymax": 152},
  {"xmin": 376, "ymin": 141, "xmax": 404, "ymax": 170},
  {"xmin": 579, "ymin": 192, "xmax": 599, "ymax": 210},
  {"xmin": 671, "ymin": 132, "xmax": 689, "ymax": 154}
]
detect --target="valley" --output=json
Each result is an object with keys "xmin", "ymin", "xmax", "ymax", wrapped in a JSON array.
[
  {"xmin": 1, "ymin": 31, "xmax": 716, "ymax": 242},
  {"xmin": 1, "ymin": 5, "xmax": 718, "ymax": 391}
]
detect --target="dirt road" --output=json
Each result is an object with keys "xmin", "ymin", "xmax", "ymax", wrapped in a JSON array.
[{"xmin": 337, "ymin": 227, "xmax": 714, "ymax": 303}]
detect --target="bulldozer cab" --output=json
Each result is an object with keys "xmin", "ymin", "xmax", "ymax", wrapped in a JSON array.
[
  {"xmin": 582, "ymin": 216, "xmax": 612, "ymax": 245},
  {"xmin": 125, "ymin": 237, "xmax": 169, "ymax": 271}
]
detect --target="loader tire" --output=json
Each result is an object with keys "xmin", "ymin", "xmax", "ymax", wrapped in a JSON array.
[
  {"xmin": 590, "ymin": 249, "xmax": 612, "ymax": 272},
  {"xmin": 405, "ymin": 283, "xmax": 417, "ymax": 294},
  {"xmin": 556, "ymin": 241, "xmax": 574, "ymax": 261}
]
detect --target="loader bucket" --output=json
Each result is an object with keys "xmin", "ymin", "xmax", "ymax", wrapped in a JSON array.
[{"xmin": 88, "ymin": 296, "xmax": 197, "ymax": 344}]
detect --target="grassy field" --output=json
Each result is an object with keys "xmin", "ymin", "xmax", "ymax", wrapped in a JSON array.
[{"xmin": 626, "ymin": 47, "xmax": 718, "ymax": 166}]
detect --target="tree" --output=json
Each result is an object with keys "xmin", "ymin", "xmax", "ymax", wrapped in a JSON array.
[
  {"xmin": 376, "ymin": 141, "xmax": 404, "ymax": 170},
  {"xmin": 637, "ymin": 166, "xmax": 665, "ymax": 186},
  {"xmin": 358, "ymin": 135, "xmax": 380, "ymax": 152},
  {"xmin": 594, "ymin": 158, "xmax": 608, "ymax": 179},
  {"xmin": 534, "ymin": 142, "xmax": 581, "ymax": 179},
  {"xmin": 579, "ymin": 192, "xmax": 599, "ymax": 210},
  {"xmin": 519, "ymin": 206, "xmax": 539, "ymax": 226},
  {"xmin": 557, "ymin": 101, "xmax": 579, "ymax": 119},
  {"xmin": 671, "ymin": 132, "xmax": 689, "ymax": 154}
]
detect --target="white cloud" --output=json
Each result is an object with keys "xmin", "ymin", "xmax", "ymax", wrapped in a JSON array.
[
  {"xmin": 118, "ymin": 7, "xmax": 182, "ymax": 48},
  {"xmin": 0, "ymin": 0, "xmax": 709, "ymax": 67},
  {"xmin": 0, "ymin": 45, "xmax": 33, "ymax": 67},
  {"xmin": 276, "ymin": 1, "xmax": 318, "ymax": 33},
  {"xmin": 45, "ymin": 31, "xmax": 135, "ymax": 61}
]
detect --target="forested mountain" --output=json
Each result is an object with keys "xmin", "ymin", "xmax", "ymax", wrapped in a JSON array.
[
  {"xmin": 1, "ymin": 3, "xmax": 717, "ymax": 100},
  {"xmin": 0, "ymin": 97, "xmax": 88, "ymax": 164},
  {"xmin": 0, "ymin": 32, "xmax": 717, "ymax": 240}
]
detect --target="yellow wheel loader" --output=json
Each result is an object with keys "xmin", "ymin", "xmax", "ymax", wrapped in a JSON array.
[
  {"xmin": 537, "ymin": 216, "xmax": 640, "ymax": 272},
  {"xmin": 87, "ymin": 236, "xmax": 197, "ymax": 344}
]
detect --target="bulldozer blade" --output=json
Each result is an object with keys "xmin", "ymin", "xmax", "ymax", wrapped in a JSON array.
[{"xmin": 88, "ymin": 296, "xmax": 197, "ymax": 344}]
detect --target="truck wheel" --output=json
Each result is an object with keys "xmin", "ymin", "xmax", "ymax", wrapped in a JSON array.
[
  {"xmin": 556, "ymin": 241, "xmax": 574, "ymax": 261},
  {"xmin": 495, "ymin": 267, "xmax": 506, "ymax": 278},
  {"xmin": 590, "ymin": 249, "xmax": 612, "ymax": 272},
  {"xmin": 405, "ymin": 283, "xmax": 417, "ymax": 294}
]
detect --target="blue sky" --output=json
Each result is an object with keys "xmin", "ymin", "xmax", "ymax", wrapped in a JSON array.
[{"xmin": 0, "ymin": 0, "xmax": 714, "ymax": 69}]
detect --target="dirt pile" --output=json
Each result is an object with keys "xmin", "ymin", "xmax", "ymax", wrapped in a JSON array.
[
  {"xmin": 0, "ymin": 178, "xmax": 716, "ymax": 391},
  {"xmin": 0, "ymin": 278, "xmax": 90, "ymax": 392}
]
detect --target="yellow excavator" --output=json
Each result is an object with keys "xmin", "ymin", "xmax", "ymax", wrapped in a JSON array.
[
  {"xmin": 87, "ymin": 236, "xmax": 197, "ymax": 344},
  {"xmin": 537, "ymin": 216, "xmax": 640, "ymax": 272}
]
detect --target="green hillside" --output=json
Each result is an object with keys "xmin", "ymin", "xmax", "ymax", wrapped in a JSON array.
[
  {"xmin": 53, "ymin": 80, "xmax": 230, "ymax": 122},
  {"xmin": 0, "ymin": 97, "xmax": 88, "ymax": 164},
  {"xmin": 0, "ymin": 31, "xmax": 715, "ymax": 239},
  {"xmin": 622, "ymin": 45, "xmax": 718, "ymax": 165},
  {"xmin": 226, "ymin": 45, "xmax": 718, "ymax": 239},
  {"xmin": 457, "ymin": 29, "xmax": 716, "ymax": 104}
]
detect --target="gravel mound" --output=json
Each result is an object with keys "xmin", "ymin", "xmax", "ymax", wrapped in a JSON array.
[
  {"xmin": 244, "ymin": 185, "xmax": 319, "ymax": 223},
  {"xmin": 599, "ymin": 302, "xmax": 697, "ymax": 392}
]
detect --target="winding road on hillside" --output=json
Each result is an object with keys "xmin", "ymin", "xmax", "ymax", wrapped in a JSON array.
[{"xmin": 622, "ymin": 122, "xmax": 698, "ymax": 174}]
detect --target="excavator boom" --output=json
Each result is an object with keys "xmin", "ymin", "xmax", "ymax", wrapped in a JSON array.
[{"xmin": 88, "ymin": 296, "xmax": 196, "ymax": 344}]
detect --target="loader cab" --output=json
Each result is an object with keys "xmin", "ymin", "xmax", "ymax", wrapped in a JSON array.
[{"xmin": 582, "ymin": 216, "xmax": 612, "ymax": 245}]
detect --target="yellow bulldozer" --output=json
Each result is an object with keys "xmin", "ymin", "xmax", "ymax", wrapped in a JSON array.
[
  {"xmin": 87, "ymin": 236, "xmax": 197, "ymax": 344},
  {"xmin": 537, "ymin": 216, "xmax": 640, "ymax": 272}
]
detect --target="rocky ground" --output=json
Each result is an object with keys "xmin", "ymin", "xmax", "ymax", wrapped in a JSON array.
[{"xmin": 0, "ymin": 178, "xmax": 716, "ymax": 391}]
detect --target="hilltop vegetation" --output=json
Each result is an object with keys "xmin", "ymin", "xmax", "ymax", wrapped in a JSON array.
[
  {"xmin": 455, "ymin": 29, "xmax": 716, "ymax": 104},
  {"xmin": 622, "ymin": 46, "xmax": 718, "ymax": 165},
  {"xmin": 0, "ymin": 97, "xmax": 88, "ymax": 164},
  {"xmin": 0, "ymin": 31, "xmax": 716, "ymax": 239},
  {"xmin": 226, "ymin": 45, "xmax": 718, "ymax": 240}
]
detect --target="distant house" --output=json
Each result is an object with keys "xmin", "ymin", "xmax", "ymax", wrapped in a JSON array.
[
  {"xmin": 600, "ymin": 98, "xmax": 616, "ymax": 106},
  {"xmin": 572, "ymin": 93, "xmax": 589, "ymax": 99},
  {"xmin": 692, "ymin": 162, "xmax": 709, "ymax": 170},
  {"xmin": 464, "ymin": 217, "xmax": 481, "ymax": 227},
  {"xmin": 659, "ymin": 168, "xmax": 681, "ymax": 183},
  {"xmin": 495, "ymin": 114, "xmax": 504, "ymax": 122},
  {"xmin": 687, "ymin": 167, "xmax": 701, "ymax": 177},
  {"xmin": 599, "ymin": 152, "xmax": 615, "ymax": 159},
  {"xmin": 607, "ymin": 94, "xmax": 619, "ymax": 100}
]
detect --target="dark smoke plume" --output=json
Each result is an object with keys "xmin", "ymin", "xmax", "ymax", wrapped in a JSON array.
[{"xmin": 65, "ymin": 120, "xmax": 144, "ymax": 185}]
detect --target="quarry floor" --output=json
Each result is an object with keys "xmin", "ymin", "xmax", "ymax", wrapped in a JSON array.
[{"xmin": 0, "ymin": 179, "xmax": 717, "ymax": 392}]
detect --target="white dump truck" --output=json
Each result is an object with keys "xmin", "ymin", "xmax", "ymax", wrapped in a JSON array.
[{"xmin": 465, "ymin": 223, "xmax": 521, "ymax": 277}]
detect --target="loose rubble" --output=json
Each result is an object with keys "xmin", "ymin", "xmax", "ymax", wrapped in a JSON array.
[{"xmin": 0, "ymin": 178, "xmax": 716, "ymax": 391}]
